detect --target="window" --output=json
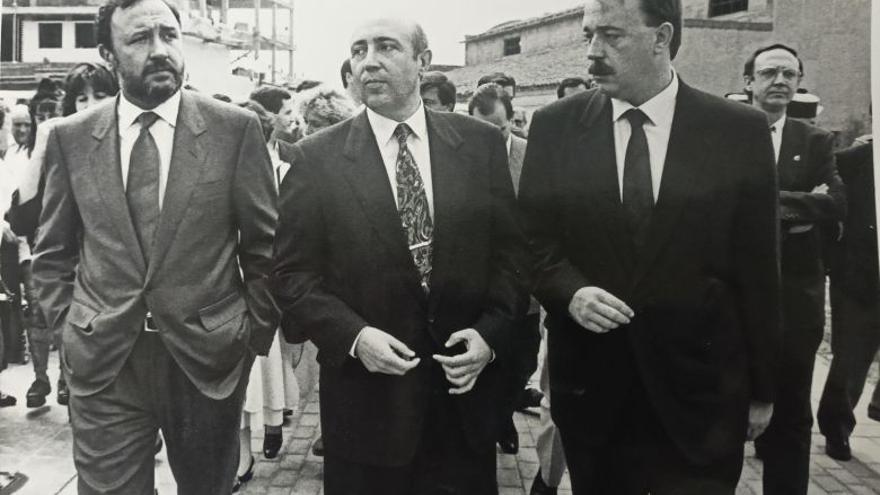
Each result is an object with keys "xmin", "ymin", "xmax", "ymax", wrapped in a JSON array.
[
  {"xmin": 709, "ymin": 0, "xmax": 748, "ymax": 17},
  {"xmin": 38, "ymin": 23, "xmax": 63, "ymax": 48},
  {"xmin": 75, "ymin": 23, "xmax": 96, "ymax": 48},
  {"xmin": 503, "ymin": 37, "xmax": 521, "ymax": 56}
]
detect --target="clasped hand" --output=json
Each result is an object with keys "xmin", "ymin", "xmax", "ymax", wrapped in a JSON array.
[{"xmin": 568, "ymin": 286, "xmax": 634, "ymax": 333}]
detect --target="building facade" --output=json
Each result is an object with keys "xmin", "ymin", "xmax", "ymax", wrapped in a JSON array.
[{"xmin": 446, "ymin": 0, "xmax": 870, "ymax": 144}]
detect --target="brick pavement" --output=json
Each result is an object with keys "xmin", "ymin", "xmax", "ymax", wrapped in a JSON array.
[{"xmin": 4, "ymin": 350, "xmax": 880, "ymax": 494}]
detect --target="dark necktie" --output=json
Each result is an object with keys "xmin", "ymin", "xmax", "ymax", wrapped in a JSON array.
[
  {"xmin": 394, "ymin": 123, "xmax": 433, "ymax": 292},
  {"xmin": 126, "ymin": 111, "xmax": 161, "ymax": 264},
  {"xmin": 621, "ymin": 108, "xmax": 653, "ymax": 248}
]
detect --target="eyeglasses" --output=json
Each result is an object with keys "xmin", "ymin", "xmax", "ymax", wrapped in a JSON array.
[{"xmin": 755, "ymin": 67, "xmax": 801, "ymax": 81}]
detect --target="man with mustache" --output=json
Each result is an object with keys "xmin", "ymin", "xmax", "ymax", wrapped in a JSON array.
[
  {"xmin": 518, "ymin": 0, "xmax": 781, "ymax": 492},
  {"xmin": 31, "ymin": 0, "xmax": 278, "ymax": 492},
  {"xmin": 743, "ymin": 44, "xmax": 845, "ymax": 495},
  {"xmin": 272, "ymin": 17, "xmax": 529, "ymax": 494}
]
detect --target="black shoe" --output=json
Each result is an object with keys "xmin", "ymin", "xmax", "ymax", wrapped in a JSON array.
[
  {"xmin": 869, "ymin": 403, "xmax": 880, "ymax": 423},
  {"xmin": 26, "ymin": 379, "xmax": 50, "ymax": 408},
  {"xmin": 530, "ymin": 469, "xmax": 558, "ymax": 495},
  {"xmin": 497, "ymin": 418, "xmax": 519, "ymax": 454},
  {"xmin": 312, "ymin": 435, "xmax": 325, "ymax": 456},
  {"xmin": 232, "ymin": 455, "xmax": 254, "ymax": 493},
  {"xmin": 517, "ymin": 387, "xmax": 544, "ymax": 411},
  {"xmin": 57, "ymin": 378, "xmax": 69, "ymax": 406},
  {"xmin": 263, "ymin": 431, "xmax": 282, "ymax": 459},
  {"xmin": 0, "ymin": 393, "xmax": 16, "ymax": 407},
  {"xmin": 825, "ymin": 436, "xmax": 852, "ymax": 461},
  {"xmin": 283, "ymin": 408, "xmax": 294, "ymax": 417},
  {"xmin": 154, "ymin": 435, "xmax": 163, "ymax": 455}
]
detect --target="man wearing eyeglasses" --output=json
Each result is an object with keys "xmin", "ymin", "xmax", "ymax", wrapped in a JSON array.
[{"xmin": 744, "ymin": 43, "xmax": 846, "ymax": 495}]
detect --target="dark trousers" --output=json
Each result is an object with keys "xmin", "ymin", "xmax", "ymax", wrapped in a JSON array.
[
  {"xmin": 20, "ymin": 261, "xmax": 56, "ymax": 383},
  {"xmin": 324, "ymin": 386, "xmax": 497, "ymax": 495},
  {"xmin": 69, "ymin": 332, "xmax": 251, "ymax": 495},
  {"xmin": 499, "ymin": 313, "xmax": 541, "ymax": 428},
  {"xmin": 818, "ymin": 287, "xmax": 880, "ymax": 441},
  {"xmin": 555, "ymin": 382, "xmax": 743, "ymax": 495},
  {"xmin": 755, "ymin": 322, "xmax": 824, "ymax": 495}
]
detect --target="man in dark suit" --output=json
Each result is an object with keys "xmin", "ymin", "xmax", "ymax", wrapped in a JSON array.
[
  {"xmin": 469, "ymin": 82, "xmax": 540, "ymax": 455},
  {"xmin": 31, "ymin": 0, "xmax": 278, "ymax": 493},
  {"xmin": 272, "ymin": 18, "xmax": 529, "ymax": 495},
  {"xmin": 518, "ymin": 0, "xmax": 781, "ymax": 492},
  {"xmin": 742, "ymin": 44, "xmax": 846, "ymax": 495},
  {"xmin": 817, "ymin": 141, "xmax": 877, "ymax": 461}
]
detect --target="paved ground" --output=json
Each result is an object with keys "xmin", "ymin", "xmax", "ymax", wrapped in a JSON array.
[{"xmin": 4, "ymin": 347, "xmax": 880, "ymax": 494}]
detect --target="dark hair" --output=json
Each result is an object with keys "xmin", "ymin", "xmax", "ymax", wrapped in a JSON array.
[
  {"xmin": 556, "ymin": 77, "xmax": 589, "ymax": 99},
  {"xmin": 0, "ymin": 106, "xmax": 5, "ymax": 130},
  {"xmin": 742, "ymin": 43, "xmax": 804, "ymax": 79},
  {"xmin": 61, "ymin": 62, "xmax": 119, "ymax": 116},
  {"xmin": 96, "ymin": 0, "xmax": 182, "ymax": 52},
  {"xmin": 239, "ymin": 100, "xmax": 274, "ymax": 142},
  {"xmin": 340, "ymin": 59, "xmax": 352, "ymax": 88},
  {"xmin": 249, "ymin": 85, "xmax": 292, "ymax": 115},
  {"xmin": 420, "ymin": 72, "xmax": 456, "ymax": 108},
  {"xmin": 468, "ymin": 83, "xmax": 513, "ymax": 120},
  {"xmin": 477, "ymin": 72, "xmax": 516, "ymax": 91},
  {"xmin": 637, "ymin": 0, "xmax": 682, "ymax": 60}
]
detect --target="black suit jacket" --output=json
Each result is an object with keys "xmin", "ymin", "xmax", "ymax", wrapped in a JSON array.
[
  {"xmin": 519, "ymin": 82, "xmax": 781, "ymax": 464},
  {"xmin": 271, "ymin": 109, "xmax": 529, "ymax": 466},
  {"xmin": 777, "ymin": 118, "xmax": 846, "ymax": 329},
  {"xmin": 829, "ymin": 142, "xmax": 876, "ymax": 303}
]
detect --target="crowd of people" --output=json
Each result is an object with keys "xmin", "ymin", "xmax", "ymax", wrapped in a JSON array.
[{"xmin": 0, "ymin": 0, "xmax": 876, "ymax": 493}]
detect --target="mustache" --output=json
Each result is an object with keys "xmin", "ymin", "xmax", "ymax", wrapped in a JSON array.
[
  {"xmin": 588, "ymin": 62, "xmax": 614, "ymax": 76},
  {"xmin": 143, "ymin": 59, "xmax": 179, "ymax": 77}
]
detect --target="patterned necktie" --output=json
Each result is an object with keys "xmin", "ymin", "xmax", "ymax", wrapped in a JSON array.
[
  {"xmin": 126, "ymin": 111, "xmax": 161, "ymax": 264},
  {"xmin": 394, "ymin": 123, "xmax": 433, "ymax": 292},
  {"xmin": 621, "ymin": 108, "xmax": 653, "ymax": 249}
]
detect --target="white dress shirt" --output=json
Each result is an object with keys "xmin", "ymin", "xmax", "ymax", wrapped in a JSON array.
[
  {"xmin": 365, "ymin": 102, "xmax": 434, "ymax": 219},
  {"xmin": 769, "ymin": 114, "xmax": 786, "ymax": 165},
  {"xmin": 118, "ymin": 91, "xmax": 181, "ymax": 210},
  {"xmin": 610, "ymin": 71, "xmax": 680, "ymax": 203}
]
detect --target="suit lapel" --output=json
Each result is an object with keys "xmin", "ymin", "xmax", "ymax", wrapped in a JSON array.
[
  {"xmin": 776, "ymin": 118, "xmax": 804, "ymax": 190},
  {"xmin": 341, "ymin": 112, "xmax": 425, "ymax": 301},
  {"xmin": 630, "ymin": 83, "xmax": 709, "ymax": 289},
  {"xmin": 425, "ymin": 110, "xmax": 466, "ymax": 311},
  {"xmin": 90, "ymin": 98, "xmax": 147, "ymax": 275},
  {"xmin": 576, "ymin": 91, "xmax": 633, "ymax": 275},
  {"xmin": 146, "ymin": 91, "xmax": 208, "ymax": 280}
]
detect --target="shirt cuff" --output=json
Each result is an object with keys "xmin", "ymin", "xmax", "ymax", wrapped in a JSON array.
[{"xmin": 349, "ymin": 327, "xmax": 367, "ymax": 358}]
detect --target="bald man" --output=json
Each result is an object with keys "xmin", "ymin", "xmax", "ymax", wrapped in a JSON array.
[{"xmin": 272, "ymin": 18, "xmax": 529, "ymax": 494}]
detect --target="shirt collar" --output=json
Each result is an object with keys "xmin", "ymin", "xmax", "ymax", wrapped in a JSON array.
[
  {"xmin": 611, "ymin": 69, "xmax": 680, "ymax": 127},
  {"xmin": 770, "ymin": 114, "xmax": 787, "ymax": 133},
  {"xmin": 118, "ymin": 90, "xmax": 181, "ymax": 130},
  {"xmin": 365, "ymin": 101, "xmax": 428, "ymax": 146}
]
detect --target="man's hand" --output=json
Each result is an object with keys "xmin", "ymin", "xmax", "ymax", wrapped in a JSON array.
[
  {"xmin": 812, "ymin": 183, "xmax": 829, "ymax": 195},
  {"xmin": 432, "ymin": 329, "xmax": 493, "ymax": 395},
  {"xmin": 354, "ymin": 326, "xmax": 420, "ymax": 375},
  {"xmin": 1, "ymin": 220, "xmax": 16, "ymax": 243},
  {"xmin": 747, "ymin": 401, "xmax": 774, "ymax": 440},
  {"xmin": 568, "ymin": 287, "xmax": 634, "ymax": 334}
]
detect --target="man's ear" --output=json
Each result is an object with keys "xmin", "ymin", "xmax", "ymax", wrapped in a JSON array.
[
  {"xmin": 418, "ymin": 49, "xmax": 433, "ymax": 72},
  {"xmin": 99, "ymin": 44, "xmax": 116, "ymax": 70},
  {"xmin": 654, "ymin": 22, "xmax": 673, "ymax": 55}
]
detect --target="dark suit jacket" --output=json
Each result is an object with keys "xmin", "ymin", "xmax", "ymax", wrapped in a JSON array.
[
  {"xmin": 271, "ymin": 109, "xmax": 529, "ymax": 466},
  {"xmin": 519, "ymin": 82, "xmax": 781, "ymax": 465},
  {"xmin": 777, "ymin": 118, "xmax": 846, "ymax": 329},
  {"xmin": 829, "ymin": 142, "xmax": 876, "ymax": 304},
  {"xmin": 32, "ymin": 91, "xmax": 279, "ymax": 399}
]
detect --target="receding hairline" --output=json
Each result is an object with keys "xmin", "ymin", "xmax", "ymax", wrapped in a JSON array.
[{"xmin": 349, "ymin": 17, "xmax": 428, "ymax": 53}]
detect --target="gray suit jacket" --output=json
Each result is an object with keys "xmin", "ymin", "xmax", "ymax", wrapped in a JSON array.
[{"xmin": 33, "ymin": 91, "xmax": 279, "ymax": 399}]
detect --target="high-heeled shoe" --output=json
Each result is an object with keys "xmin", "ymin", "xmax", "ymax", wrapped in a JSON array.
[
  {"xmin": 232, "ymin": 455, "xmax": 254, "ymax": 493},
  {"xmin": 263, "ymin": 431, "xmax": 282, "ymax": 459}
]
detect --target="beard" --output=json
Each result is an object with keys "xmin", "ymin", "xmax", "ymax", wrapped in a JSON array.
[{"xmin": 122, "ymin": 59, "xmax": 184, "ymax": 107}]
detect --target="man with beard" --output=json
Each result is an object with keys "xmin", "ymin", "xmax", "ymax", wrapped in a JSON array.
[
  {"xmin": 31, "ymin": 0, "xmax": 279, "ymax": 492},
  {"xmin": 518, "ymin": 0, "xmax": 781, "ymax": 492}
]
